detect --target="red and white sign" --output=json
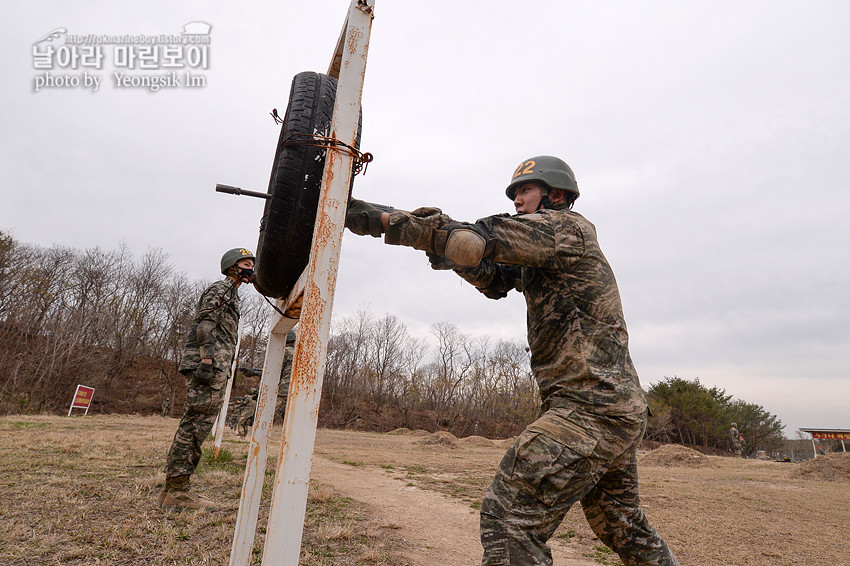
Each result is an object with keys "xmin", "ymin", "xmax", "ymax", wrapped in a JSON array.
[
  {"xmin": 67, "ymin": 384, "xmax": 95, "ymax": 416},
  {"xmin": 811, "ymin": 431, "xmax": 850, "ymax": 440}
]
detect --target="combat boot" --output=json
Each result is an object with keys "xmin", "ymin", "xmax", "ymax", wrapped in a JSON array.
[
  {"xmin": 156, "ymin": 486, "xmax": 167, "ymax": 507},
  {"xmin": 161, "ymin": 475, "xmax": 217, "ymax": 512}
]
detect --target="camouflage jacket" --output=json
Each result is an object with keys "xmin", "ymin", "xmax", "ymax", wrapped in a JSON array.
[
  {"xmin": 385, "ymin": 204, "xmax": 646, "ymax": 416},
  {"xmin": 178, "ymin": 278, "xmax": 241, "ymax": 375}
]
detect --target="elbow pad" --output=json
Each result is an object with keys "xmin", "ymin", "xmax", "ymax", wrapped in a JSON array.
[{"xmin": 441, "ymin": 224, "xmax": 492, "ymax": 267}]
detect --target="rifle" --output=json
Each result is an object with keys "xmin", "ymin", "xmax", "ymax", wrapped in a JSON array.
[
  {"xmin": 216, "ymin": 184, "xmax": 396, "ymax": 213},
  {"xmin": 237, "ymin": 366, "xmax": 263, "ymax": 378}
]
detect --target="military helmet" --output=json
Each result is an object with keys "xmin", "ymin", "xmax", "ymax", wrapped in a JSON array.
[
  {"xmin": 220, "ymin": 248, "xmax": 255, "ymax": 275},
  {"xmin": 505, "ymin": 156, "xmax": 579, "ymax": 201},
  {"xmin": 286, "ymin": 329, "xmax": 297, "ymax": 343},
  {"xmin": 731, "ymin": 422, "xmax": 738, "ymax": 427}
]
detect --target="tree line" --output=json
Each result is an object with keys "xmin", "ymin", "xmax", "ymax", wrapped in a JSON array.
[
  {"xmin": 323, "ymin": 310, "xmax": 538, "ymax": 438},
  {"xmin": 0, "ymin": 231, "xmax": 269, "ymax": 414},
  {"xmin": 645, "ymin": 376, "xmax": 785, "ymax": 454},
  {"xmin": 1, "ymin": 231, "xmax": 785, "ymax": 451},
  {"xmin": 0, "ymin": 231, "xmax": 535, "ymax": 435}
]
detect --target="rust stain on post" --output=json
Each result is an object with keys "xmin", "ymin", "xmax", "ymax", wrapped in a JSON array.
[
  {"xmin": 326, "ymin": 263, "xmax": 339, "ymax": 292},
  {"xmin": 314, "ymin": 211, "xmax": 335, "ymax": 246},
  {"xmin": 346, "ymin": 26, "xmax": 363, "ymax": 53},
  {"xmin": 299, "ymin": 282, "xmax": 326, "ymax": 356},
  {"xmin": 323, "ymin": 159, "xmax": 336, "ymax": 184}
]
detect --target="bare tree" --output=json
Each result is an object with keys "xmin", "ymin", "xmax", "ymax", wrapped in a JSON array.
[
  {"xmin": 324, "ymin": 307, "xmax": 373, "ymax": 427},
  {"xmin": 390, "ymin": 335, "xmax": 427, "ymax": 428},
  {"xmin": 365, "ymin": 314, "xmax": 407, "ymax": 404},
  {"xmin": 425, "ymin": 321, "xmax": 478, "ymax": 429},
  {"xmin": 238, "ymin": 294, "xmax": 272, "ymax": 371},
  {"xmin": 149, "ymin": 272, "xmax": 200, "ymax": 405}
]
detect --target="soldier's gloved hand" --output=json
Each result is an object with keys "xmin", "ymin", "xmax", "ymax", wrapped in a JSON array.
[
  {"xmin": 195, "ymin": 362, "xmax": 214, "ymax": 385},
  {"xmin": 345, "ymin": 199, "xmax": 384, "ymax": 238},
  {"xmin": 426, "ymin": 252, "xmax": 457, "ymax": 271},
  {"xmin": 410, "ymin": 206, "xmax": 443, "ymax": 219}
]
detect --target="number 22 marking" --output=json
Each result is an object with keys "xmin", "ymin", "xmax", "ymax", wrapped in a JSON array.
[{"xmin": 512, "ymin": 160, "xmax": 536, "ymax": 179}]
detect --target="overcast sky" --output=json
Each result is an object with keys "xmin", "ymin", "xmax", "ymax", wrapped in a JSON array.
[{"xmin": 2, "ymin": 1, "xmax": 848, "ymax": 438}]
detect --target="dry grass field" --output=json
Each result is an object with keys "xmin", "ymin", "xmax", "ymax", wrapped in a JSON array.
[
  {"xmin": 0, "ymin": 415, "xmax": 405, "ymax": 566},
  {"xmin": 1, "ymin": 414, "xmax": 848, "ymax": 565}
]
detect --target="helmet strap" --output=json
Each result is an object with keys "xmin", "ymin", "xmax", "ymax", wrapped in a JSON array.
[{"xmin": 537, "ymin": 189, "xmax": 554, "ymax": 211}]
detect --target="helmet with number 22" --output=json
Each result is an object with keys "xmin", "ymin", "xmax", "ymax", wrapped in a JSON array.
[
  {"xmin": 220, "ymin": 248, "xmax": 255, "ymax": 275},
  {"xmin": 505, "ymin": 155, "xmax": 579, "ymax": 201}
]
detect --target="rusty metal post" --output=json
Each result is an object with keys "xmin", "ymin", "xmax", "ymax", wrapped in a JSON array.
[
  {"xmin": 229, "ymin": 305, "xmax": 298, "ymax": 566},
  {"xmin": 229, "ymin": 275, "xmax": 304, "ymax": 565},
  {"xmin": 259, "ymin": 1, "xmax": 374, "ymax": 564},
  {"xmin": 213, "ymin": 320, "xmax": 243, "ymax": 458}
]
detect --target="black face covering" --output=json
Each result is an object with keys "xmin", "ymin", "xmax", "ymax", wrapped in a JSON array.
[{"xmin": 237, "ymin": 267, "xmax": 255, "ymax": 283}]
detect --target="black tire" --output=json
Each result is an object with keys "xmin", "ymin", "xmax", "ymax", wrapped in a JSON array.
[{"xmin": 254, "ymin": 71, "xmax": 361, "ymax": 299}]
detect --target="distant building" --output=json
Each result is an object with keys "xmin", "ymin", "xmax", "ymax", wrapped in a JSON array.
[{"xmin": 798, "ymin": 428, "xmax": 850, "ymax": 458}]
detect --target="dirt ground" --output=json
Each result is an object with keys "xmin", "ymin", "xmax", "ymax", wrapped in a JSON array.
[{"xmin": 2, "ymin": 415, "xmax": 849, "ymax": 565}]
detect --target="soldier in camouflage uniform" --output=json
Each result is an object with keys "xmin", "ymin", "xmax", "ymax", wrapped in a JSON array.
[
  {"xmin": 274, "ymin": 329, "xmax": 296, "ymax": 424},
  {"xmin": 346, "ymin": 156, "xmax": 678, "ymax": 565},
  {"xmin": 237, "ymin": 388, "xmax": 259, "ymax": 437},
  {"xmin": 729, "ymin": 422, "xmax": 744, "ymax": 457},
  {"xmin": 226, "ymin": 396, "xmax": 245, "ymax": 430},
  {"xmin": 157, "ymin": 247, "xmax": 255, "ymax": 512}
]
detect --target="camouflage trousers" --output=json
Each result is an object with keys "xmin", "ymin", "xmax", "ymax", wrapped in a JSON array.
[
  {"xmin": 237, "ymin": 400, "xmax": 256, "ymax": 437},
  {"xmin": 164, "ymin": 368, "xmax": 228, "ymax": 478},
  {"xmin": 480, "ymin": 408, "xmax": 678, "ymax": 566}
]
